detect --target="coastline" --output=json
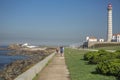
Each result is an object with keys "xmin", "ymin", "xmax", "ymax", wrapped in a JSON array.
[{"xmin": 0, "ymin": 46, "xmax": 56, "ymax": 80}]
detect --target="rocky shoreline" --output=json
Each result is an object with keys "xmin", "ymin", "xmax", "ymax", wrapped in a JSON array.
[{"xmin": 0, "ymin": 47, "xmax": 56, "ymax": 80}]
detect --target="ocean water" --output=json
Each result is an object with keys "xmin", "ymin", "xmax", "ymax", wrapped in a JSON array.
[
  {"xmin": 0, "ymin": 50, "xmax": 27, "ymax": 70},
  {"xmin": 0, "ymin": 49, "xmax": 28, "ymax": 80}
]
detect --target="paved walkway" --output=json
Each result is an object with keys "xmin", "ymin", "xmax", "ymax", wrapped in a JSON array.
[{"xmin": 37, "ymin": 54, "xmax": 70, "ymax": 80}]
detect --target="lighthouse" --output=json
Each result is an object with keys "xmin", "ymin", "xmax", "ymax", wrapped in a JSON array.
[{"xmin": 107, "ymin": 3, "xmax": 112, "ymax": 42}]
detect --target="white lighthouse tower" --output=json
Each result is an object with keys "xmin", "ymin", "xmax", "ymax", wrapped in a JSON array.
[{"xmin": 107, "ymin": 3, "xmax": 112, "ymax": 42}]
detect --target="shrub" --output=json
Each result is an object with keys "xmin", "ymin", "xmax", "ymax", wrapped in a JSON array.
[
  {"xmin": 114, "ymin": 50, "xmax": 120, "ymax": 59},
  {"xmin": 118, "ymin": 71, "xmax": 120, "ymax": 79},
  {"xmin": 83, "ymin": 51, "xmax": 97, "ymax": 61},
  {"xmin": 116, "ymin": 50, "xmax": 120, "ymax": 53},
  {"xmin": 98, "ymin": 49, "xmax": 106, "ymax": 53},
  {"xmin": 90, "ymin": 51, "xmax": 116, "ymax": 64},
  {"xmin": 88, "ymin": 52, "xmax": 101, "ymax": 64},
  {"xmin": 96, "ymin": 59, "xmax": 120, "ymax": 76},
  {"xmin": 84, "ymin": 49, "xmax": 117, "ymax": 64}
]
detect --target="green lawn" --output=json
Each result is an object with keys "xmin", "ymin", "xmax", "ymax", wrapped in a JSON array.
[{"xmin": 64, "ymin": 48, "xmax": 116, "ymax": 80}]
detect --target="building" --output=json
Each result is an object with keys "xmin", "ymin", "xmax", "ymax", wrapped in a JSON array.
[
  {"xmin": 99, "ymin": 39, "xmax": 104, "ymax": 42},
  {"xmin": 112, "ymin": 33, "xmax": 120, "ymax": 42},
  {"xmin": 83, "ymin": 3, "xmax": 120, "ymax": 48},
  {"xmin": 107, "ymin": 3, "xmax": 113, "ymax": 42},
  {"xmin": 22, "ymin": 43, "xmax": 28, "ymax": 47},
  {"xmin": 86, "ymin": 36, "xmax": 97, "ymax": 42},
  {"xmin": 22, "ymin": 43, "xmax": 36, "ymax": 48}
]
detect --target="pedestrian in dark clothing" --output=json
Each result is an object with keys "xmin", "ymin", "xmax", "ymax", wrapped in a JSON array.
[{"xmin": 60, "ymin": 46, "xmax": 64, "ymax": 56}]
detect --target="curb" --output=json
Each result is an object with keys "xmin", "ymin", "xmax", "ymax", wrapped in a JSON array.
[{"xmin": 14, "ymin": 52, "xmax": 55, "ymax": 80}]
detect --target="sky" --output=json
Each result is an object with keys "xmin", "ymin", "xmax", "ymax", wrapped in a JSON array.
[{"xmin": 0, "ymin": 0, "xmax": 120, "ymax": 46}]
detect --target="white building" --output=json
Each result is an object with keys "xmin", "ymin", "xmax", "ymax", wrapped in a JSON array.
[
  {"xmin": 86, "ymin": 36, "xmax": 97, "ymax": 42},
  {"xmin": 22, "ymin": 43, "xmax": 28, "ymax": 47},
  {"xmin": 22, "ymin": 43, "xmax": 36, "ymax": 48},
  {"xmin": 99, "ymin": 39, "xmax": 104, "ymax": 42},
  {"xmin": 112, "ymin": 33, "xmax": 120, "ymax": 42}
]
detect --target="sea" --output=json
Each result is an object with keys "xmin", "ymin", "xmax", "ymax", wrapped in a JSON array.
[
  {"xmin": 0, "ymin": 50, "xmax": 27, "ymax": 69},
  {"xmin": 0, "ymin": 46, "xmax": 27, "ymax": 80}
]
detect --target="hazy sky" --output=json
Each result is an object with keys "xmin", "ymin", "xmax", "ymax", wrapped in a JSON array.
[{"xmin": 0, "ymin": 0, "xmax": 120, "ymax": 46}]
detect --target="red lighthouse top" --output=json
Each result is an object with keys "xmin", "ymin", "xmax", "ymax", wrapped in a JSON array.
[{"xmin": 108, "ymin": 3, "xmax": 112, "ymax": 10}]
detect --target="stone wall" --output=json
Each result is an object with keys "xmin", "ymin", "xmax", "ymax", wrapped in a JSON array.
[
  {"xmin": 14, "ymin": 52, "xmax": 55, "ymax": 80},
  {"xmin": 88, "ymin": 42, "xmax": 120, "ymax": 48}
]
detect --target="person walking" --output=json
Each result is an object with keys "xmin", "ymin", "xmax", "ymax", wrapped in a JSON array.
[
  {"xmin": 56, "ymin": 47, "xmax": 59, "ymax": 54},
  {"xmin": 60, "ymin": 46, "xmax": 64, "ymax": 56}
]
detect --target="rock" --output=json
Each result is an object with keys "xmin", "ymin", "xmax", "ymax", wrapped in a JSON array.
[
  {"xmin": 8, "ymin": 44, "xmax": 22, "ymax": 50},
  {"xmin": 0, "ymin": 48, "xmax": 55, "ymax": 80}
]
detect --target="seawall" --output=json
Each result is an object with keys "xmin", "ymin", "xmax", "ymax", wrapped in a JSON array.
[
  {"xmin": 83, "ymin": 42, "xmax": 120, "ymax": 48},
  {"xmin": 14, "ymin": 52, "xmax": 55, "ymax": 80}
]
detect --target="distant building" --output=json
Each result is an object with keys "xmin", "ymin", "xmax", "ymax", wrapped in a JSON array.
[
  {"xmin": 21, "ymin": 43, "xmax": 36, "ymax": 48},
  {"xmin": 22, "ymin": 43, "xmax": 28, "ymax": 47},
  {"xmin": 99, "ymin": 39, "xmax": 104, "ymax": 42},
  {"xmin": 86, "ymin": 36, "xmax": 97, "ymax": 42},
  {"xmin": 82, "ymin": 3, "xmax": 120, "ymax": 48},
  {"xmin": 112, "ymin": 33, "xmax": 120, "ymax": 42}
]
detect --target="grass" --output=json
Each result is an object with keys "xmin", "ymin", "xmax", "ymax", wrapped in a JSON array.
[
  {"xmin": 64, "ymin": 48, "xmax": 116, "ymax": 80},
  {"xmin": 32, "ymin": 74, "xmax": 39, "ymax": 80}
]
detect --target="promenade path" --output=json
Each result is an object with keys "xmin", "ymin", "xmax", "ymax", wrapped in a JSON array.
[{"xmin": 37, "ymin": 54, "xmax": 70, "ymax": 80}]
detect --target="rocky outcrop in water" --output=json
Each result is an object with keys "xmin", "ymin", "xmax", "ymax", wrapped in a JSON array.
[
  {"xmin": 0, "ymin": 48, "xmax": 56, "ymax": 80},
  {"xmin": 8, "ymin": 44, "xmax": 23, "ymax": 50}
]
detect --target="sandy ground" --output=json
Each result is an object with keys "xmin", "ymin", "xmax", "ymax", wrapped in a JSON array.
[{"xmin": 37, "ymin": 54, "xmax": 70, "ymax": 80}]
